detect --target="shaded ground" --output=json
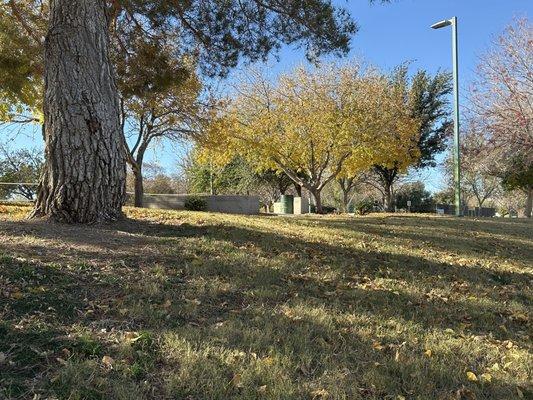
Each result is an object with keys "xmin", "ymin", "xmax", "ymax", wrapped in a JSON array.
[{"xmin": 0, "ymin": 204, "xmax": 531, "ymax": 399}]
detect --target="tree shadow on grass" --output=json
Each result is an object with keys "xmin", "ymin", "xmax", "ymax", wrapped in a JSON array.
[
  {"xmin": 286, "ymin": 215, "xmax": 533, "ymax": 265},
  {"xmin": 0, "ymin": 216, "xmax": 531, "ymax": 399}
]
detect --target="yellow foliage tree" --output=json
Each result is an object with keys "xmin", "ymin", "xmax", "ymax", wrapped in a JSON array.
[{"xmin": 200, "ymin": 64, "xmax": 420, "ymax": 213}]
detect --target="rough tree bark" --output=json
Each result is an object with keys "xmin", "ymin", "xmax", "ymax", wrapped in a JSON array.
[{"xmin": 31, "ymin": 0, "xmax": 126, "ymax": 223}]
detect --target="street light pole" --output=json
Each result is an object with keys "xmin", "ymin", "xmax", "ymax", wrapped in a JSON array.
[{"xmin": 432, "ymin": 17, "xmax": 462, "ymax": 217}]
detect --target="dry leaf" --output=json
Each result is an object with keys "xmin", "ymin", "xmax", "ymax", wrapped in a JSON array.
[
  {"xmin": 516, "ymin": 388, "xmax": 524, "ymax": 398},
  {"xmin": 311, "ymin": 388, "xmax": 329, "ymax": 398},
  {"xmin": 124, "ymin": 331, "xmax": 140, "ymax": 342},
  {"xmin": 102, "ymin": 355, "xmax": 114, "ymax": 368},
  {"xmin": 11, "ymin": 291, "xmax": 23, "ymax": 299},
  {"xmin": 0, "ymin": 352, "xmax": 5, "ymax": 364},
  {"xmin": 424, "ymin": 349, "xmax": 432, "ymax": 357},
  {"xmin": 372, "ymin": 342, "xmax": 384, "ymax": 350},
  {"xmin": 480, "ymin": 373, "xmax": 492, "ymax": 382}
]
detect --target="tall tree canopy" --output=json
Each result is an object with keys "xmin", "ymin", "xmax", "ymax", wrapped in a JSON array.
[
  {"xmin": 199, "ymin": 64, "xmax": 419, "ymax": 213},
  {"xmin": 369, "ymin": 66, "xmax": 452, "ymax": 211},
  {"xmin": 1, "ymin": 0, "xmax": 363, "ymax": 222}
]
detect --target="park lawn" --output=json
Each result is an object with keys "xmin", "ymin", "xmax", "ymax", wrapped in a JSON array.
[{"xmin": 0, "ymin": 204, "xmax": 531, "ymax": 400}]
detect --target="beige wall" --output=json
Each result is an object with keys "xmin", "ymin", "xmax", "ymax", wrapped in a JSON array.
[{"xmin": 141, "ymin": 194, "xmax": 260, "ymax": 215}]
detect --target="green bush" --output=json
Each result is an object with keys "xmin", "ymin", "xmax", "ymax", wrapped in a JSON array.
[
  {"xmin": 184, "ymin": 196, "xmax": 207, "ymax": 211},
  {"xmin": 355, "ymin": 199, "xmax": 374, "ymax": 215}
]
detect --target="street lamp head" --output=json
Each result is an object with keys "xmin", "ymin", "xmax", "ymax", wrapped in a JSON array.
[{"xmin": 431, "ymin": 19, "xmax": 452, "ymax": 29}]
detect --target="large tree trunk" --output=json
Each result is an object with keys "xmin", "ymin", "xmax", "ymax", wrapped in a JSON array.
[
  {"xmin": 31, "ymin": 0, "xmax": 126, "ymax": 223},
  {"xmin": 524, "ymin": 186, "xmax": 532, "ymax": 218}
]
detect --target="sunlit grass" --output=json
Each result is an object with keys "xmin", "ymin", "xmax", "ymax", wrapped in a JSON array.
[{"xmin": 0, "ymin": 205, "xmax": 531, "ymax": 399}]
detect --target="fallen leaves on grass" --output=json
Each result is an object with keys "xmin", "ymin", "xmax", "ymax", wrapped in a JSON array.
[
  {"xmin": 101, "ymin": 355, "xmax": 114, "ymax": 368},
  {"xmin": 466, "ymin": 371, "xmax": 478, "ymax": 382}
]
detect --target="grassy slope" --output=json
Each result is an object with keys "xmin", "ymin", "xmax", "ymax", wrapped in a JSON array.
[{"xmin": 0, "ymin": 204, "xmax": 531, "ymax": 400}]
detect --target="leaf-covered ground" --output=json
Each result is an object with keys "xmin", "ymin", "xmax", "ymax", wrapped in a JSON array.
[{"xmin": 0, "ymin": 204, "xmax": 531, "ymax": 399}]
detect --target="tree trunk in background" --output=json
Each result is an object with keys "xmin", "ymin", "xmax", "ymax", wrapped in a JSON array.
[
  {"xmin": 133, "ymin": 166, "xmax": 144, "ymax": 208},
  {"xmin": 524, "ymin": 186, "xmax": 532, "ymax": 218},
  {"xmin": 342, "ymin": 189, "xmax": 350, "ymax": 213},
  {"xmin": 32, "ymin": 0, "xmax": 126, "ymax": 223},
  {"xmin": 310, "ymin": 188, "xmax": 323, "ymax": 214},
  {"xmin": 383, "ymin": 182, "xmax": 394, "ymax": 212},
  {"xmin": 294, "ymin": 183, "xmax": 302, "ymax": 197},
  {"xmin": 373, "ymin": 165, "xmax": 397, "ymax": 213}
]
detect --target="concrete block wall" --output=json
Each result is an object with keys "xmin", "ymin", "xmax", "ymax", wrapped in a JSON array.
[
  {"xmin": 293, "ymin": 196, "xmax": 309, "ymax": 214},
  {"xmin": 141, "ymin": 194, "xmax": 260, "ymax": 215}
]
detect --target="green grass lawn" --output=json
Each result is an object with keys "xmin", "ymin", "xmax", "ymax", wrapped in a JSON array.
[{"xmin": 0, "ymin": 204, "xmax": 531, "ymax": 400}]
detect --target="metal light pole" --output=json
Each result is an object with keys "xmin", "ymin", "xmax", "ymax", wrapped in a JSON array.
[{"xmin": 431, "ymin": 17, "xmax": 462, "ymax": 217}]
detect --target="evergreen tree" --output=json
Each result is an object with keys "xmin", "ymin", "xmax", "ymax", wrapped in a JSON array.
[{"xmin": 371, "ymin": 66, "xmax": 452, "ymax": 211}]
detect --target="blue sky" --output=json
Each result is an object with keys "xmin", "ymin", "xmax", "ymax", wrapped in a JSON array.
[{"xmin": 3, "ymin": 0, "xmax": 531, "ymax": 191}]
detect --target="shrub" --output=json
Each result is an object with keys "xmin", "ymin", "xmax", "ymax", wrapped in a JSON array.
[
  {"xmin": 184, "ymin": 196, "xmax": 207, "ymax": 211},
  {"xmin": 322, "ymin": 205, "xmax": 337, "ymax": 214},
  {"xmin": 355, "ymin": 199, "xmax": 374, "ymax": 215}
]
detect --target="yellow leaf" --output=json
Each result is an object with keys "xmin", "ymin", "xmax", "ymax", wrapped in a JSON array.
[
  {"xmin": 124, "ymin": 332, "xmax": 141, "ymax": 342},
  {"xmin": 424, "ymin": 349, "xmax": 432, "ymax": 357},
  {"xmin": 489, "ymin": 363, "xmax": 500, "ymax": 371},
  {"xmin": 480, "ymin": 373, "xmax": 492, "ymax": 382},
  {"xmin": 466, "ymin": 371, "xmax": 478, "ymax": 382},
  {"xmin": 262, "ymin": 356, "xmax": 275, "ymax": 366}
]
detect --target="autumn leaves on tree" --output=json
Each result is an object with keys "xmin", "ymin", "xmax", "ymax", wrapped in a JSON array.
[{"xmin": 198, "ymin": 65, "xmax": 421, "ymax": 213}]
